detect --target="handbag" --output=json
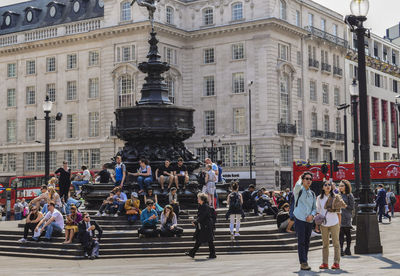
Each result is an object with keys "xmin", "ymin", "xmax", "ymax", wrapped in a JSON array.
[{"xmin": 314, "ymin": 210, "xmax": 328, "ymax": 225}]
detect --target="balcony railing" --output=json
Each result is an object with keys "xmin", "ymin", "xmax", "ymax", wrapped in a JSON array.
[
  {"xmin": 324, "ymin": 131, "xmax": 337, "ymax": 140},
  {"xmin": 336, "ymin": 133, "xmax": 345, "ymax": 141},
  {"xmin": 321, "ymin": 63, "xmax": 331, "ymax": 73},
  {"xmin": 333, "ymin": 66, "xmax": 343, "ymax": 77},
  {"xmin": 311, "ymin": 129, "xmax": 324, "ymax": 138},
  {"xmin": 278, "ymin": 122, "xmax": 297, "ymax": 135},
  {"xmin": 308, "ymin": 59, "xmax": 319, "ymax": 69},
  {"xmin": 305, "ymin": 26, "xmax": 348, "ymax": 48}
]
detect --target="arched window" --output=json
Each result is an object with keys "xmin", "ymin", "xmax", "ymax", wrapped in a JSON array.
[
  {"xmin": 118, "ymin": 75, "xmax": 133, "ymax": 107},
  {"xmin": 166, "ymin": 78, "xmax": 175, "ymax": 103},
  {"xmin": 279, "ymin": 0, "xmax": 287, "ymax": 20},
  {"xmin": 166, "ymin": 6, "xmax": 174, "ymax": 25},
  {"xmin": 280, "ymin": 74, "xmax": 290, "ymax": 124},
  {"xmin": 203, "ymin": 8, "xmax": 213, "ymax": 26},
  {"xmin": 232, "ymin": 2, "xmax": 243, "ymax": 21},
  {"xmin": 121, "ymin": 1, "xmax": 131, "ymax": 21}
]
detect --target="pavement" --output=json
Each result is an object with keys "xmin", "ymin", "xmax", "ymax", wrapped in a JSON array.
[{"xmin": 0, "ymin": 214, "xmax": 399, "ymax": 276}]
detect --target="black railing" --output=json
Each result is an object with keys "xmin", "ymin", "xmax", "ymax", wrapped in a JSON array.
[
  {"xmin": 333, "ymin": 66, "xmax": 343, "ymax": 76},
  {"xmin": 278, "ymin": 122, "xmax": 297, "ymax": 135},
  {"xmin": 324, "ymin": 131, "xmax": 337, "ymax": 140},
  {"xmin": 305, "ymin": 26, "xmax": 348, "ymax": 48},
  {"xmin": 336, "ymin": 133, "xmax": 345, "ymax": 141},
  {"xmin": 321, "ymin": 63, "xmax": 331, "ymax": 72},
  {"xmin": 310, "ymin": 129, "xmax": 324, "ymax": 138},
  {"xmin": 308, "ymin": 59, "xmax": 319, "ymax": 69}
]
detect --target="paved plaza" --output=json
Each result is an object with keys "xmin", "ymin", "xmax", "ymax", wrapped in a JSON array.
[{"xmin": 0, "ymin": 215, "xmax": 399, "ymax": 276}]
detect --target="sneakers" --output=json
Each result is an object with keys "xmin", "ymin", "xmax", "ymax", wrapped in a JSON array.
[
  {"xmin": 319, "ymin": 263, "xmax": 329, "ymax": 269},
  {"xmin": 389, "ymin": 216, "xmax": 392, "ymax": 222},
  {"xmin": 234, "ymin": 233, "xmax": 240, "ymax": 237},
  {"xmin": 345, "ymin": 247, "xmax": 352, "ymax": 256},
  {"xmin": 300, "ymin": 263, "xmax": 311, "ymax": 271},
  {"xmin": 114, "ymin": 213, "xmax": 118, "ymax": 217},
  {"xmin": 230, "ymin": 233, "xmax": 235, "ymax": 240},
  {"xmin": 331, "ymin": 263, "xmax": 340, "ymax": 270},
  {"xmin": 341, "ymin": 248, "xmax": 345, "ymax": 256},
  {"xmin": 311, "ymin": 230, "xmax": 321, "ymax": 237},
  {"xmin": 18, "ymin": 238, "xmax": 27, "ymax": 243},
  {"xmin": 101, "ymin": 213, "xmax": 107, "ymax": 217},
  {"xmin": 185, "ymin": 251, "xmax": 195, "ymax": 258},
  {"xmin": 95, "ymin": 212, "xmax": 101, "ymax": 217}
]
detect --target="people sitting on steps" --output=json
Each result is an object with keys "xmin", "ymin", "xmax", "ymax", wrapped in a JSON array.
[
  {"xmin": 159, "ymin": 205, "xmax": 183, "ymax": 237},
  {"xmin": 33, "ymin": 201, "xmax": 64, "ymax": 242},
  {"xmin": 63, "ymin": 205, "xmax": 82, "ymax": 244},
  {"xmin": 242, "ymin": 184, "xmax": 258, "ymax": 216},
  {"xmin": 110, "ymin": 187, "xmax": 127, "ymax": 217},
  {"xmin": 95, "ymin": 191, "xmax": 115, "ymax": 217},
  {"xmin": 129, "ymin": 159, "xmax": 153, "ymax": 195},
  {"xmin": 276, "ymin": 203, "xmax": 293, "ymax": 233},
  {"xmin": 94, "ymin": 164, "xmax": 112, "ymax": 184},
  {"xmin": 155, "ymin": 159, "xmax": 174, "ymax": 194},
  {"xmin": 125, "ymin": 192, "xmax": 141, "ymax": 223},
  {"xmin": 41, "ymin": 186, "xmax": 62, "ymax": 214},
  {"xmin": 31, "ymin": 185, "xmax": 50, "ymax": 209},
  {"xmin": 138, "ymin": 199, "xmax": 159, "ymax": 238},
  {"xmin": 174, "ymin": 157, "xmax": 189, "ymax": 191},
  {"xmin": 18, "ymin": 205, "xmax": 44, "ymax": 243},
  {"xmin": 72, "ymin": 165, "xmax": 91, "ymax": 197},
  {"xmin": 78, "ymin": 212, "xmax": 103, "ymax": 260},
  {"xmin": 144, "ymin": 188, "xmax": 163, "ymax": 215},
  {"xmin": 168, "ymin": 187, "xmax": 180, "ymax": 219}
]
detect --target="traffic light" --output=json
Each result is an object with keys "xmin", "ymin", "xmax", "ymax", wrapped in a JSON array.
[{"xmin": 333, "ymin": 160, "xmax": 339, "ymax": 172}]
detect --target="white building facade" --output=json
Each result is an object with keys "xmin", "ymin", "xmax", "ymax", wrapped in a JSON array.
[{"xmin": 0, "ymin": 0, "xmax": 349, "ymax": 189}]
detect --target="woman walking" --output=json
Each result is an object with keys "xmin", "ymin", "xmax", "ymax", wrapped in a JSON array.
[
  {"xmin": 226, "ymin": 182, "xmax": 243, "ymax": 239},
  {"xmin": 185, "ymin": 193, "xmax": 216, "ymax": 259},
  {"xmin": 338, "ymin": 180, "xmax": 355, "ymax": 256},
  {"xmin": 317, "ymin": 181, "xmax": 347, "ymax": 270}
]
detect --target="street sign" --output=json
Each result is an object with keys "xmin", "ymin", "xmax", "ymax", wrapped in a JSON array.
[{"xmin": 0, "ymin": 184, "xmax": 4, "ymax": 194}]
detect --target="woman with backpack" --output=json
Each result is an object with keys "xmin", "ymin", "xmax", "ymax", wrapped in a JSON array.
[
  {"xmin": 226, "ymin": 182, "xmax": 244, "ymax": 239},
  {"xmin": 338, "ymin": 179, "xmax": 354, "ymax": 256}
]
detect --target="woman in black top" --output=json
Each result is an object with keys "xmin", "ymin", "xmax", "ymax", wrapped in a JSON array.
[
  {"xmin": 55, "ymin": 161, "xmax": 72, "ymax": 202},
  {"xmin": 185, "ymin": 193, "xmax": 216, "ymax": 259}
]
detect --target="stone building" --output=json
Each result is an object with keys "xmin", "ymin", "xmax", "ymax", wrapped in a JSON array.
[{"xmin": 0, "ymin": 0, "xmax": 349, "ymax": 189}]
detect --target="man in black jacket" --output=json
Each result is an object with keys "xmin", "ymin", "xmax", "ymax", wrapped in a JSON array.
[
  {"xmin": 242, "ymin": 184, "xmax": 258, "ymax": 215},
  {"xmin": 78, "ymin": 212, "xmax": 103, "ymax": 259}
]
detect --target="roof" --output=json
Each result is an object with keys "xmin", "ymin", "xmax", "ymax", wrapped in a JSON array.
[{"xmin": 0, "ymin": 0, "xmax": 103, "ymax": 36}]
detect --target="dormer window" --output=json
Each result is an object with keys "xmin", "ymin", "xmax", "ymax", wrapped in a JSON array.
[
  {"xmin": 4, "ymin": 15, "xmax": 11, "ymax": 26},
  {"xmin": 98, "ymin": 0, "xmax": 104, "ymax": 8},
  {"xmin": 47, "ymin": 1, "xmax": 66, "ymax": 19},
  {"xmin": 2, "ymin": 11, "xmax": 19, "ymax": 28},
  {"xmin": 73, "ymin": 1, "xmax": 80, "ymax": 13},
  {"xmin": 49, "ymin": 6, "xmax": 56, "ymax": 17},
  {"xmin": 26, "ymin": 10, "xmax": 33, "ymax": 22},
  {"xmin": 23, "ymin": 7, "xmax": 42, "ymax": 25}
]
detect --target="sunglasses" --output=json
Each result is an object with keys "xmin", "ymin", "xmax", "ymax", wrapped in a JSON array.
[
  {"xmin": 85, "ymin": 216, "xmax": 90, "ymax": 219},
  {"xmin": 304, "ymin": 177, "xmax": 312, "ymax": 181},
  {"xmin": 324, "ymin": 183, "xmax": 332, "ymax": 187},
  {"xmin": 339, "ymin": 185, "xmax": 345, "ymax": 187}
]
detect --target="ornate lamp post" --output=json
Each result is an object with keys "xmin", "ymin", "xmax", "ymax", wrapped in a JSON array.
[
  {"xmin": 202, "ymin": 138, "xmax": 222, "ymax": 162},
  {"xmin": 42, "ymin": 96, "xmax": 53, "ymax": 184},
  {"xmin": 345, "ymin": 0, "xmax": 382, "ymax": 254}
]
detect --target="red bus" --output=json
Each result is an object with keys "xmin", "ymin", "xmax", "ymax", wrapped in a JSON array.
[{"xmin": 293, "ymin": 160, "xmax": 400, "ymax": 211}]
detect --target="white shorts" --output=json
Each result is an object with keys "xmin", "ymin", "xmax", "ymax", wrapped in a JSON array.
[{"xmin": 204, "ymin": 182, "xmax": 216, "ymax": 195}]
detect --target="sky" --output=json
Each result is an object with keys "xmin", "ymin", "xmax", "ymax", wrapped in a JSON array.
[{"xmin": 0, "ymin": 0, "xmax": 399, "ymax": 37}]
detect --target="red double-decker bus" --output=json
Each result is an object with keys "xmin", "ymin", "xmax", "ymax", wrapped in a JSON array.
[{"xmin": 293, "ymin": 160, "xmax": 400, "ymax": 212}]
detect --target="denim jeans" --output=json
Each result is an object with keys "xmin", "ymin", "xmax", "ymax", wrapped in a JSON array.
[
  {"xmin": 295, "ymin": 218, "xmax": 313, "ymax": 264},
  {"xmin": 14, "ymin": 213, "xmax": 22, "ymax": 220},
  {"xmin": 127, "ymin": 214, "xmax": 139, "ymax": 223},
  {"xmin": 65, "ymin": 197, "xmax": 81, "ymax": 215},
  {"xmin": 44, "ymin": 222, "xmax": 62, "ymax": 239},
  {"xmin": 72, "ymin": 180, "xmax": 89, "ymax": 192},
  {"xmin": 378, "ymin": 204, "xmax": 391, "ymax": 222},
  {"xmin": 137, "ymin": 176, "xmax": 152, "ymax": 190}
]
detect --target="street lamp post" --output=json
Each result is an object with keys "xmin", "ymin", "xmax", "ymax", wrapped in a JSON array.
[
  {"xmin": 42, "ymin": 96, "xmax": 53, "ymax": 184},
  {"xmin": 248, "ymin": 81, "xmax": 253, "ymax": 181},
  {"xmin": 349, "ymin": 80, "xmax": 361, "ymax": 198},
  {"xmin": 345, "ymin": 0, "xmax": 382, "ymax": 254},
  {"xmin": 202, "ymin": 138, "xmax": 221, "ymax": 162}
]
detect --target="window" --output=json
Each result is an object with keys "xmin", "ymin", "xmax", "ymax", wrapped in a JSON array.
[
  {"xmin": 67, "ymin": 81, "xmax": 77, "ymax": 100},
  {"xmin": 90, "ymin": 149, "xmax": 101, "ymax": 169},
  {"xmin": 280, "ymin": 145, "xmax": 291, "ymax": 166},
  {"xmin": 204, "ymin": 48, "xmax": 215, "ymax": 64},
  {"xmin": 298, "ymin": 110, "xmax": 303, "ymax": 135},
  {"xmin": 89, "ymin": 78, "xmax": 99, "ymax": 99},
  {"xmin": 116, "ymin": 45, "xmax": 135, "ymax": 62},
  {"xmin": 26, "ymin": 118, "xmax": 35, "ymax": 141},
  {"xmin": 49, "ymin": 116, "xmax": 56, "ymax": 140},
  {"xmin": 26, "ymin": 60, "xmax": 35, "ymax": 75},
  {"xmin": 122, "ymin": 46, "xmax": 133, "ymax": 62},
  {"xmin": 322, "ymin": 84, "xmax": 329, "ymax": 104},
  {"xmin": 311, "ymin": 112, "xmax": 318, "ymax": 129},
  {"xmin": 26, "ymin": 86, "xmax": 35, "ymax": 105},
  {"xmin": 295, "ymin": 10, "xmax": 301, "ymax": 27},
  {"xmin": 372, "ymin": 97, "xmax": 379, "ymax": 145},
  {"xmin": 382, "ymin": 101, "xmax": 388, "ymax": 147},
  {"xmin": 233, "ymin": 107, "xmax": 246, "ymax": 134},
  {"xmin": 36, "ymin": 152, "xmax": 45, "ymax": 171},
  {"xmin": 393, "ymin": 80, "xmax": 398, "ymax": 93},
  {"xmin": 232, "ymin": 73, "xmax": 245, "ymax": 94},
  {"xmin": 232, "ymin": 43, "xmax": 244, "ymax": 60},
  {"xmin": 308, "ymin": 13, "xmax": 314, "ymax": 27},
  {"xmin": 89, "ymin": 51, "xmax": 99, "ymax": 66},
  {"xmin": 279, "ymin": 0, "xmax": 286, "ymax": 20},
  {"xmin": 66, "ymin": 114, "xmax": 77, "ymax": 138},
  {"xmin": 297, "ymin": 78, "xmax": 302, "ymax": 98},
  {"xmin": 374, "ymin": 152, "xmax": 380, "ymax": 161},
  {"xmin": 204, "ymin": 110, "xmax": 215, "ymax": 135},
  {"xmin": 64, "ymin": 150, "xmax": 77, "ymax": 170},
  {"xmin": 334, "ymin": 88, "xmax": 340, "ymax": 106},
  {"xmin": 24, "ymin": 152, "xmax": 35, "ymax": 171},
  {"xmin": 232, "ymin": 2, "xmax": 243, "ymax": 21},
  {"xmin": 7, "ymin": 120, "xmax": 16, "ymax": 142},
  {"xmin": 324, "ymin": 115, "xmax": 330, "ymax": 132},
  {"xmin": 297, "ymin": 51, "xmax": 302, "ymax": 65},
  {"xmin": 121, "ymin": 1, "xmax": 131, "ymax": 21},
  {"xmin": 196, "ymin": 148, "xmax": 206, "ymax": 163},
  {"xmin": 46, "ymin": 57, "xmax": 56, "ymax": 72},
  {"xmin": 278, "ymin": 43, "xmax": 289, "ymax": 61},
  {"xmin": 232, "ymin": 145, "xmax": 245, "ymax": 167},
  {"xmin": 0, "ymin": 153, "xmax": 16, "ymax": 172},
  {"xmin": 164, "ymin": 47, "xmax": 177, "ymax": 65},
  {"xmin": 203, "ymin": 76, "xmax": 215, "ymax": 96},
  {"xmin": 321, "ymin": 19, "xmax": 326, "ymax": 32},
  {"xmin": 89, "ymin": 112, "xmax": 99, "ymax": 137},
  {"xmin": 310, "ymin": 80, "xmax": 316, "ymax": 101},
  {"xmin": 67, "ymin": 54, "xmax": 77, "ymax": 69},
  {"xmin": 335, "ymin": 150, "xmax": 344, "ymax": 162},
  {"xmin": 332, "ymin": 24, "xmax": 338, "ymax": 36},
  {"xmin": 118, "ymin": 75, "xmax": 133, "ymax": 107},
  {"xmin": 309, "ymin": 148, "xmax": 318, "ymax": 163},
  {"xmin": 375, "ymin": 73, "xmax": 381, "ymax": 87},
  {"xmin": 280, "ymin": 74, "xmax": 290, "ymax": 124},
  {"xmin": 7, "ymin": 88, "xmax": 16, "ymax": 107},
  {"xmin": 166, "ymin": 78, "xmax": 175, "ymax": 103},
  {"xmin": 47, "ymin": 83, "xmax": 56, "ymax": 102},
  {"xmin": 7, "ymin": 63, "xmax": 16, "ymax": 77},
  {"xmin": 166, "ymin": 6, "xmax": 174, "ymax": 24},
  {"xmin": 323, "ymin": 149, "xmax": 330, "ymax": 162},
  {"xmin": 336, "ymin": 117, "xmax": 341, "ymax": 133},
  {"xmin": 203, "ymin": 8, "xmax": 214, "ymax": 25}
]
